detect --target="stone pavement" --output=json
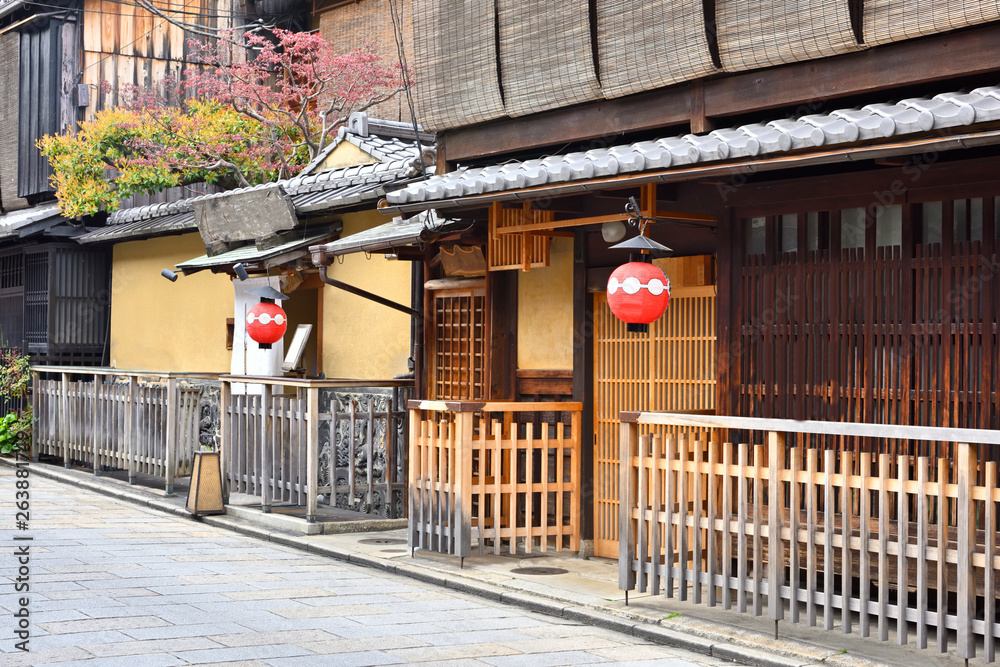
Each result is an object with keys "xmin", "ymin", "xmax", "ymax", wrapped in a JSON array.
[
  {"xmin": 1, "ymin": 459, "xmax": 971, "ymax": 667},
  {"xmin": 0, "ymin": 465, "xmax": 737, "ymax": 666}
]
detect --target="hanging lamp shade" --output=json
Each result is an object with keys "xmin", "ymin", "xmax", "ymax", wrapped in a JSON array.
[
  {"xmin": 246, "ymin": 301, "xmax": 288, "ymax": 347},
  {"xmin": 607, "ymin": 261, "xmax": 671, "ymax": 331}
]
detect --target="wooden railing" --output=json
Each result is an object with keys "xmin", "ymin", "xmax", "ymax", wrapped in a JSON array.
[
  {"xmin": 220, "ymin": 376, "xmax": 412, "ymax": 522},
  {"xmin": 32, "ymin": 367, "xmax": 217, "ymax": 493},
  {"xmin": 408, "ymin": 400, "xmax": 582, "ymax": 559},
  {"xmin": 619, "ymin": 412, "xmax": 1000, "ymax": 663}
]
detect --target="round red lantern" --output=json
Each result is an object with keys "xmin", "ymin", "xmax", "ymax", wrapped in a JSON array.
[
  {"xmin": 607, "ymin": 261, "xmax": 671, "ymax": 327},
  {"xmin": 246, "ymin": 301, "xmax": 287, "ymax": 347}
]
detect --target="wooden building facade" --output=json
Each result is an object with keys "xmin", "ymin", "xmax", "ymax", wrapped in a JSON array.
[{"xmin": 388, "ymin": 1, "xmax": 1000, "ymax": 660}]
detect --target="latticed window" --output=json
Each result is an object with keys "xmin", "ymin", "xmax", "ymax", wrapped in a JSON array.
[{"xmin": 429, "ymin": 286, "xmax": 486, "ymax": 401}]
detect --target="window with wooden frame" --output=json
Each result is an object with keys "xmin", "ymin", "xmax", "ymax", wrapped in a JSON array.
[{"xmin": 427, "ymin": 280, "xmax": 487, "ymax": 400}]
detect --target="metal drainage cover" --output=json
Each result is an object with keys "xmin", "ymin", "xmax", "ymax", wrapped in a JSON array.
[
  {"xmin": 358, "ymin": 538, "xmax": 407, "ymax": 546},
  {"xmin": 510, "ymin": 567, "xmax": 568, "ymax": 576},
  {"xmin": 381, "ymin": 548, "xmax": 408, "ymax": 554}
]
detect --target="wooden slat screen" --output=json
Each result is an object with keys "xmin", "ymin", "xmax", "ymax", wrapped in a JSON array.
[
  {"xmin": 412, "ymin": 0, "xmax": 507, "ymax": 132},
  {"xmin": 733, "ymin": 201, "xmax": 1000, "ymax": 472},
  {"xmin": 864, "ymin": 0, "xmax": 1000, "ymax": 47},
  {"xmin": 430, "ymin": 287, "xmax": 486, "ymax": 400},
  {"xmin": 595, "ymin": 0, "xmax": 717, "ymax": 99},
  {"xmin": 716, "ymin": 0, "xmax": 862, "ymax": 72},
  {"xmin": 488, "ymin": 203, "xmax": 553, "ymax": 271},
  {"xmin": 593, "ymin": 285, "xmax": 717, "ymax": 558},
  {"xmin": 497, "ymin": 0, "xmax": 603, "ymax": 117}
]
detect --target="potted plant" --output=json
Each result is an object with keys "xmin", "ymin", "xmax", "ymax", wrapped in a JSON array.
[{"xmin": 0, "ymin": 348, "xmax": 32, "ymax": 457}]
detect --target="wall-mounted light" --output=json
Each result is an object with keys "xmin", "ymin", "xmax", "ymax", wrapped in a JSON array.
[
  {"xmin": 233, "ymin": 263, "xmax": 250, "ymax": 281},
  {"xmin": 161, "ymin": 268, "xmax": 178, "ymax": 282},
  {"xmin": 601, "ymin": 220, "xmax": 626, "ymax": 243}
]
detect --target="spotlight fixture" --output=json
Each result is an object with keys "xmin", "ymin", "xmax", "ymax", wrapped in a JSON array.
[
  {"xmin": 161, "ymin": 268, "xmax": 178, "ymax": 282},
  {"xmin": 233, "ymin": 263, "xmax": 250, "ymax": 281}
]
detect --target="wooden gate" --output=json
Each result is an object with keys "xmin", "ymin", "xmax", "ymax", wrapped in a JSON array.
[{"xmin": 593, "ymin": 282, "xmax": 716, "ymax": 558}]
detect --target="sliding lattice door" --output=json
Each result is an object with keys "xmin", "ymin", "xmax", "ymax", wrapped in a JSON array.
[{"xmin": 593, "ymin": 285, "xmax": 716, "ymax": 558}]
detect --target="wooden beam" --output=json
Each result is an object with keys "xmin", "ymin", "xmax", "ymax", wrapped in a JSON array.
[
  {"xmin": 443, "ymin": 23, "xmax": 1000, "ymax": 162},
  {"xmin": 494, "ymin": 210, "xmax": 717, "ymax": 235}
]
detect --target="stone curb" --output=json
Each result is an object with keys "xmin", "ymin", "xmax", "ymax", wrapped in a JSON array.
[{"xmin": 4, "ymin": 458, "xmax": 906, "ymax": 667}]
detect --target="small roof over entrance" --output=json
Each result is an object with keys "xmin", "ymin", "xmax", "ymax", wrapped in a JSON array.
[
  {"xmin": 310, "ymin": 211, "xmax": 463, "ymax": 260},
  {"xmin": 176, "ymin": 227, "xmax": 338, "ymax": 276}
]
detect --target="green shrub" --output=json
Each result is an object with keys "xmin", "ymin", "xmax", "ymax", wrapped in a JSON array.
[{"xmin": 0, "ymin": 348, "xmax": 32, "ymax": 454}]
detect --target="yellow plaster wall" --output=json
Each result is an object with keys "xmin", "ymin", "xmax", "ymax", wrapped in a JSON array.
[
  {"xmin": 322, "ymin": 210, "xmax": 411, "ymax": 379},
  {"xmin": 317, "ymin": 142, "xmax": 377, "ymax": 171},
  {"xmin": 517, "ymin": 237, "xmax": 574, "ymax": 370},
  {"xmin": 111, "ymin": 233, "xmax": 233, "ymax": 373}
]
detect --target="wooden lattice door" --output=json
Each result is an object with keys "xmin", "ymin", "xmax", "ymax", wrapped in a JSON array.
[
  {"xmin": 593, "ymin": 284, "xmax": 717, "ymax": 558},
  {"xmin": 428, "ymin": 284, "xmax": 486, "ymax": 400}
]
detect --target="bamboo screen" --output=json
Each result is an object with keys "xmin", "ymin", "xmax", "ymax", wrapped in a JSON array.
[
  {"xmin": 497, "ymin": 0, "xmax": 603, "ymax": 118},
  {"xmin": 412, "ymin": 0, "xmax": 506, "ymax": 132},
  {"xmin": 488, "ymin": 204, "xmax": 554, "ymax": 271},
  {"xmin": 715, "ymin": 0, "xmax": 862, "ymax": 73},
  {"xmin": 430, "ymin": 287, "xmax": 486, "ymax": 401},
  {"xmin": 593, "ymin": 286, "xmax": 717, "ymax": 559},
  {"xmin": 595, "ymin": 0, "xmax": 718, "ymax": 99},
  {"xmin": 864, "ymin": 0, "xmax": 1000, "ymax": 47}
]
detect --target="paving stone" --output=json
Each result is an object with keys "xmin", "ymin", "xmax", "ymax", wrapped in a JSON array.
[
  {"xmin": 78, "ymin": 636, "xmax": 223, "ymax": 658},
  {"xmin": 38, "ymin": 615, "xmax": 169, "ymax": 634},
  {"xmin": 295, "ymin": 635, "xmax": 429, "ymax": 654},
  {"xmin": 481, "ymin": 650, "xmax": 610, "ymax": 666},
  {"xmin": 47, "ymin": 652, "xmax": 187, "ymax": 667},
  {"xmin": 171, "ymin": 643, "xmax": 313, "ymax": 664},
  {"xmin": 385, "ymin": 641, "xmax": 524, "ymax": 663},
  {"xmin": 406, "ymin": 629, "xmax": 541, "ymax": 646},
  {"xmin": 265, "ymin": 651, "xmax": 403, "ymax": 666},
  {"xmin": 209, "ymin": 628, "xmax": 341, "ymax": 647},
  {"xmin": 222, "ymin": 587, "xmax": 333, "ymax": 600},
  {"xmin": 122, "ymin": 622, "xmax": 251, "ymax": 640}
]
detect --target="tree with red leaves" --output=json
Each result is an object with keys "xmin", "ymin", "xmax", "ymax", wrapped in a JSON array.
[{"xmin": 39, "ymin": 29, "xmax": 405, "ymax": 217}]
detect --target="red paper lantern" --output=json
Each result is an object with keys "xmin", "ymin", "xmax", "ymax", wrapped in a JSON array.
[
  {"xmin": 246, "ymin": 301, "xmax": 287, "ymax": 346},
  {"xmin": 607, "ymin": 261, "xmax": 671, "ymax": 325}
]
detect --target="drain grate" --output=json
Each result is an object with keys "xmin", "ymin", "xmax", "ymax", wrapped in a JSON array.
[
  {"xmin": 510, "ymin": 567, "xmax": 568, "ymax": 576},
  {"xmin": 381, "ymin": 548, "xmax": 408, "ymax": 554},
  {"xmin": 358, "ymin": 538, "xmax": 407, "ymax": 546}
]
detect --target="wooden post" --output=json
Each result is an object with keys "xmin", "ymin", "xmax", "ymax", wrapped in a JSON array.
[
  {"xmin": 305, "ymin": 385, "xmax": 319, "ymax": 523},
  {"xmin": 407, "ymin": 408, "xmax": 419, "ymax": 551},
  {"xmin": 454, "ymin": 409, "xmax": 474, "ymax": 558},
  {"xmin": 164, "ymin": 376, "xmax": 178, "ymax": 495},
  {"xmin": 60, "ymin": 372, "xmax": 69, "ymax": 468},
  {"xmin": 956, "ymin": 442, "xmax": 977, "ymax": 660},
  {"xmin": 30, "ymin": 372, "xmax": 39, "ymax": 462},
  {"xmin": 92, "ymin": 374, "xmax": 100, "ymax": 475},
  {"xmin": 767, "ymin": 431, "xmax": 785, "ymax": 625},
  {"xmin": 260, "ymin": 383, "xmax": 272, "ymax": 512},
  {"xmin": 220, "ymin": 380, "xmax": 231, "ymax": 503},
  {"xmin": 618, "ymin": 420, "xmax": 638, "ymax": 592},
  {"xmin": 126, "ymin": 375, "xmax": 137, "ymax": 484}
]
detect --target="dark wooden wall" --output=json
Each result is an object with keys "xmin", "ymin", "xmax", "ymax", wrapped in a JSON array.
[{"xmin": 723, "ymin": 157, "xmax": 1000, "ymax": 442}]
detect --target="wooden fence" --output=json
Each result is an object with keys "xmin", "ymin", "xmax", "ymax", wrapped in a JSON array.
[
  {"xmin": 220, "ymin": 376, "xmax": 412, "ymax": 522},
  {"xmin": 32, "ymin": 367, "xmax": 214, "ymax": 493},
  {"xmin": 408, "ymin": 400, "xmax": 582, "ymax": 559},
  {"xmin": 619, "ymin": 412, "xmax": 1000, "ymax": 662}
]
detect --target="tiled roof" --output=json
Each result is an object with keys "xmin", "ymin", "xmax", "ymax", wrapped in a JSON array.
[
  {"xmin": 386, "ymin": 85, "xmax": 1000, "ymax": 207},
  {"xmin": 107, "ymin": 158, "xmax": 422, "ymax": 225},
  {"xmin": 0, "ymin": 203, "xmax": 64, "ymax": 240},
  {"xmin": 300, "ymin": 118, "xmax": 433, "ymax": 176}
]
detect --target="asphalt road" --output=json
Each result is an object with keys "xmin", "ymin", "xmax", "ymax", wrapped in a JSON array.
[{"xmin": 0, "ymin": 465, "xmax": 732, "ymax": 666}]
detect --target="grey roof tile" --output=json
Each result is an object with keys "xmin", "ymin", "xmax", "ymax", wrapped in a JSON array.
[{"xmin": 386, "ymin": 84, "xmax": 1000, "ymax": 207}]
